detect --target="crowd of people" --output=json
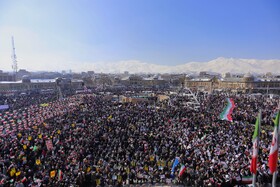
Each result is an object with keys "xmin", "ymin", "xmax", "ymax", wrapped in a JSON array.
[
  {"xmin": 0, "ymin": 89, "xmax": 279, "ymax": 186},
  {"xmin": 0, "ymin": 92, "xmax": 58, "ymax": 112}
]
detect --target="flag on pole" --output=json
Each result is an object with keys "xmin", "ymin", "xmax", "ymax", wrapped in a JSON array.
[
  {"xmin": 178, "ymin": 164, "xmax": 186, "ymax": 177},
  {"xmin": 241, "ymin": 176, "xmax": 253, "ymax": 184},
  {"xmin": 171, "ymin": 157, "xmax": 180, "ymax": 174},
  {"xmin": 250, "ymin": 112, "xmax": 261, "ymax": 174},
  {"xmin": 220, "ymin": 98, "xmax": 235, "ymax": 122},
  {"xmin": 269, "ymin": 111, "xmax": 279, "ymax": 174},
  {"xmin": 58, "ymin": 169, "xmax": 63, "ymax": 181},
  {"xmin": 50, "ymin": 170, "xmax": 56, "ymax": 178}
]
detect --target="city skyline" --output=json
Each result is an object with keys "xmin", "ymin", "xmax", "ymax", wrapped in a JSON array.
[{"xmin": 0, "ymin": 0, "xmax": 280, "ymax": 72}]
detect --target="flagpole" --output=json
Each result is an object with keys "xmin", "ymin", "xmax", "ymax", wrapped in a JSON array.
[
  {"xmin": 272, "ymin": 172, "xmax": 277, "ymax": 187},
  {"xmin": 253, "ymin": 110, "xmax": 261, "ymax": 187},
  {"xmin": 272, "ymin": 110, "xmax": 279, "ymax": 187},
  {"xmin": 252, "ymin": 168, "xmax": 257, "ymax": 186}
]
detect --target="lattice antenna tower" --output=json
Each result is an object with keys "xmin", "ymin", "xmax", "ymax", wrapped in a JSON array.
[{"xmin": 11, "ymin": 36, "xmax": 18, "ymax": 77}]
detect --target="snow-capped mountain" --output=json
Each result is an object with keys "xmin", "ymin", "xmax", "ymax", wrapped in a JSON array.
[{"xmin": 89, "ymin": 57, "xmax": 280, "ymax": 74}]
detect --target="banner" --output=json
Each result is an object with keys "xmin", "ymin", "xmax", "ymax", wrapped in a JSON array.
[
  {"xmin": 40, "ymin": 103, "xmax": 49, "ymax": 107},
  {"xmin": 0, "ymin": 105, "xmax": 9, "ymax": 110}
]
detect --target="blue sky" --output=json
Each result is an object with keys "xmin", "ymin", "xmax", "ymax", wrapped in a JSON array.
[{"xmin": 0, "ymin": 0, "xmax": 279, "ymax": 71}]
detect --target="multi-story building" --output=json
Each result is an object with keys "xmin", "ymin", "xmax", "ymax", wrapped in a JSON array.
[
  {"xmin": 185, "ymin": 76, "xmax": 215, "ymax": 92},
  {"xmin": 119, "ymin": 74, "xmax": 169, "ymax": 88},
  {"xmin": 0, "ymin": 76, "xmax": 84, "ymax": 94},
  {"xmin": 0, "ymin": 71, "xmax": 15, "ymax": 82},
  {"xmin": 184, "ymin": 72, "xmax": 280, "ymax": 94}
]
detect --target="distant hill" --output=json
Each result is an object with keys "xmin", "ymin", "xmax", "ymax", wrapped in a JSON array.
[{"xmin": 91, "ymin": 57, "xmax": 280, "ymax": 74}]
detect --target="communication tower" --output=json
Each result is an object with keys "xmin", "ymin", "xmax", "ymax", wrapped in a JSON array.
[{"xmin": 11, "ymin": 36, "xmax": 18, "ymax": 80}]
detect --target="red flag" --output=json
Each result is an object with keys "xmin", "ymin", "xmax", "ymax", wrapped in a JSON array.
[
  {"xmin": 250, "ymin": 113, "xmax": 260, "ymax": 174},
  {"xmin": 269, "ymin": 111, "xmax": 279, "ymax": 174}
]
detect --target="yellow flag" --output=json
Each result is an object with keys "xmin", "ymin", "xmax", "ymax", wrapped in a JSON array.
[
  {"xmin": 126, "ymin": 167, "xmax": 130, "ymax": 174},
  {"xmin": 38, "ymin": 134, "xmax": 42, "ymax": 139},
  {"xmin": 17, "ymin": 133, "xmax": 22, "ymax": 138},
  {"xmin": 71, "ymin": 123, "xmax": 75, "ymax": 127},
  {"xmin": 117, "ymin": 175, "xmax": 122, "ymax": 182},
  {"xmin": 10, "ymin": 170, "xmax": 15, "ymax": 177},
  {"xmin": 16, "ymin": 171, "xmax": 21, "ymax": 176},
  {"xmin": 50, "ymin": 170, "xmax": 56, "ymax": 178},
  {"xmin": 157, "ymin": 160, "xmax": 160, "ymax": 166},
  {"xmin": 23, "ymin": 145, "xmax": 27, "ymax": 150},
  {"xmin": 168, "ymin": 161, "xmax": 172, "ymax": 168},
  {"xmin": 96, "ymin": 179, "xmax": 101, "ymax": 185},
  {"xmin": 10, "ymin": 168, "xmax": 16, "ymax": 177},
  {"xmin": 161, "ymin": 160, "xmax": 166, "ymax": 167},
  {"xmin": 87, "ymin": 167, "xmax": 91, "ymax": 173},
  {"xmin": 57, "ymin": 130, "xmax": 61, "ymax": 134},
  {"xmin": 36, "ymin": 159, "xmax": 41, "ymax": 165},
  {"xmin": 131, "ymin": 160, "xmax": 136, "ymax": 166},
  {"xmin": 144, "ymin": 165, "xmax": 149, "ymax": 171},
  {"xmin": 28, "ymin": 136, "xmax": 32, "ymax": 141},
  {"xmin": 40, "ymin": 103, "xmax": 49, "ymax": 107}
]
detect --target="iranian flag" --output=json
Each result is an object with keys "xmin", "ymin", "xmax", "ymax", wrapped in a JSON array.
[
  {"xmin": 269, "ymin": 111, "xmax": 279, "ymax": 174},
  {"xmin": 220, "ymin": 98, "xmax": 235, "ymax": 122},
  {"xmin": 241, "ymin": 176, "xmax": 253, "ymax": 184},
  {"xmin": 178, "ymin": 165, "xmax": 186, "ymax": 177},
  {"xmin": 250, "ymin": 113, "xmax": 261, "ymax": 174},
  {"xmin": 58, "ymin": 169, "xmax": 63, "ymax": 181}
]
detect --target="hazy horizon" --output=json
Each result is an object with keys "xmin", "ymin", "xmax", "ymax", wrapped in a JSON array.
[{"xmin": 1, "ymin": 57, "xmax": 280, "ymax": 75}]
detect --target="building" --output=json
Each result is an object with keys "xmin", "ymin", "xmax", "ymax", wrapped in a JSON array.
[
  {"xmin": 17, "ymin": 69, "xmax": 31, "ymax": 79},
  {"xmin": 184, "ymin": 72, "xmax": 220, "ymax": 92},
  {"xmin": 118, "ymin": 74, "xmax": 185, "ymax": 88},
  {"xmin": 0, "ymin": 77, "xmax": 84, "ymax": 94},
  {"xmin": 0, "ymin": 71, "xmax": 15, "ymax": 82},
  {"xmin": 184, "ymin": 72, "xmax": 280, "ymax": 94},
  {"xmin": 185, "ymin": 76, "xmax": 215, "ymax": 92}
]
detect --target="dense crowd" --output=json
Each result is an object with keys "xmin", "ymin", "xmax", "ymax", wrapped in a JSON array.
[
  {"xmin": 0, "ymin": 92, "xmax": 58, "ymax": 112},
  {"xmin": 0, "ymin": 90, "xmax": 279, "ymax": 187},
  {"xmin": 0, "ymin": 89, "xmax": 76, "ymax": 112}
]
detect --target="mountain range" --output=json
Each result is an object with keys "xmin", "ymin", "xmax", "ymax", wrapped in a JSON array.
[{"xmin": 90, "ymin": 57, "xmax": 280, "ymax": 74}]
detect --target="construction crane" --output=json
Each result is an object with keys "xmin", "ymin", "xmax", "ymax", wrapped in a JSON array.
[{"xmin": 11, "ymin": 36, "xmax": 18, "ymax": 81}]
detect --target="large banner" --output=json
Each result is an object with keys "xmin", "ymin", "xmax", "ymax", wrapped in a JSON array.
[{"xmin": 0, "ymin": 105, "xmax": 9, "ymax": 110}]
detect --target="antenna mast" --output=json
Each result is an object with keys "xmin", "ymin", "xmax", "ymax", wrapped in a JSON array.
[{"xmin": 11, "ymin": 36, "xmax": 18, "ymax": 80}]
